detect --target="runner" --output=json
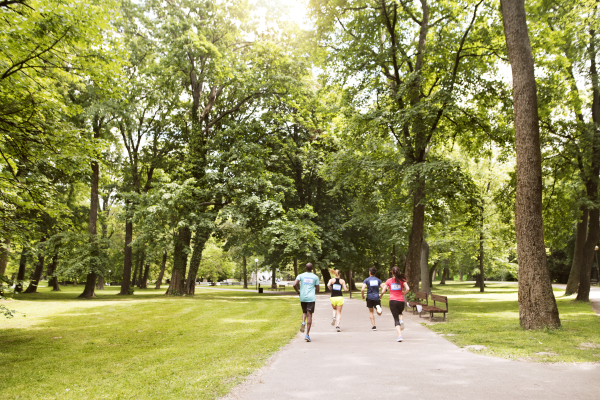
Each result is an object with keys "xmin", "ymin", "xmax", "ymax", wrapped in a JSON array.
[
  {"xmin": 361, "ymin": 267, "xmax": 383, "ymax": 331},
  {"xmin": 380, "ymin": 266, "xmax": 409, "ymax": 342},
  {"xmin": 293, "ymin": 263, "xmax": 320, "ymax": 342},
  {"xmin": 327, "ymin": 269, "xmax": 348, "ymax": 332}
]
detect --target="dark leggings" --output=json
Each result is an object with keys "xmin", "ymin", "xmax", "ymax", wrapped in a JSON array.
[{"xmin": 389, "ymin": 300, "xmax": 405, "ymax": 326}]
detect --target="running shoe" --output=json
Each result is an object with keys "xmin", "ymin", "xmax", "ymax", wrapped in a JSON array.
[
  {"xmin": 305, "ymin": 335, "xmax": 311, "ymax": 342},
  {"xmin": 331, "ymin": 317, "xmax": 336, "ymax": 326},
  {"xmin": 336, "ymin": 326, "xmax": 341, "ymax": 332},
  {"xmin": 400, "ymin": 321, "xmax": 405, "ymax": 330},
  {"xmin": 375, "ymin": 305, "xmax": 382, "ymax": 316},
  {"xmin": 300, "ymin": 322, "xmax": 305, "ymax": 333},
  {"xmin": 372, "ymin": 326, "xmax": 377, "ymax": 331},
  {"xmin": 397, "ymin": 336, "xmax": 403, "ymax": 342}
]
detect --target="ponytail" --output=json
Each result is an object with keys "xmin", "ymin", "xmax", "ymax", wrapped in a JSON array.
[
  {"xmin": 391, "ymin": 266, "xmax": 406, "ymax": 284},
  {"xmin": 329, "ymin": 269, "xmax": 341, "ymax": 278}
]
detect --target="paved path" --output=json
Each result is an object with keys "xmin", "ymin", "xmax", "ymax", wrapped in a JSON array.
[{"xmin": 224, "ymin": 295, "xmax": 599, "ymax": 400}]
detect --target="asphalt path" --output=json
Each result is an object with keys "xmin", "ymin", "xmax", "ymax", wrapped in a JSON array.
[{"xmin": 224, "ymin": 294, "xmax": 599, "ymax": 400}]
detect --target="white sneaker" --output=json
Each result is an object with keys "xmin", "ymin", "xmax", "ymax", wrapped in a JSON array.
[
  {"xmin": 397, "ymin": 336, "xmax": 403, "ymax": 342},
  {"xmin": 375, "ymin": 305, "xmax": 382, "ymax": 316},
  {"xmin": 331, "ymin": 317, "xmax": 335, "ymax": 326}
]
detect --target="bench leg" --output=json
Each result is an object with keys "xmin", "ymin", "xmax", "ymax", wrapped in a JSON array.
[{"xmin": 430, "ymin": 313, "xmax": 433, "ymax": 321}]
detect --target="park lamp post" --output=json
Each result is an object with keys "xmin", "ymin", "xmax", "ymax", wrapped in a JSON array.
[
  {"xmin": 108, "ymin": 270, "xmax": 111, "ymax": 284},
  {"xmin": 255, "ymin": 258, "xmax": 259, "ymax": 291}
]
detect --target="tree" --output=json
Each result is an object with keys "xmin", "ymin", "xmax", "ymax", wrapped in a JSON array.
[{"xmin": 500, "ymin": 0, "xmax": 560, "ymax": 328}]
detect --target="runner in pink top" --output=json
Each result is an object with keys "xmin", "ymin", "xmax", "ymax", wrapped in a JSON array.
[{"xmin": 380, "ymin": 266, "xmax": 409, "ymax": 342}]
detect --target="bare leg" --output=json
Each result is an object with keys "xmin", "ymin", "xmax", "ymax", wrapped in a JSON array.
[
  {"xmin": 395, "ymin": 325, "xmax": 401, "ymax": 336},
  {"xmin": 306, "ymin": 312, "xmax": 313, "ymax": 335},
  {"xmin": 331, "ymin": 304, "xmax": 336, "ymax": 319},
  {"xmin": 336, "ymin": 305, "xmax": 343, "ymax": 326},
  {"xmin": 369, "ymin": 308, "xmax": 375, "ymax": 326},
  {"xmin": 302, "ymin": 312, "xmax": 307, "ymax": 324}
]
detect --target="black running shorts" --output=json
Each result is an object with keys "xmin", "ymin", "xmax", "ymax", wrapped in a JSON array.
[
  {"xmin": 366, "ymin": 299, "xmax": 381, "ymax": 308},
  {"xmin": 301, "ymin": 301, "xmax": 316, "ymax": 313}
]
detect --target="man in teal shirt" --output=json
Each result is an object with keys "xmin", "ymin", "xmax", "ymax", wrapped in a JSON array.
[{"xmin": 293, "ymin": 263, "xmax": 320, "ymax": 342}]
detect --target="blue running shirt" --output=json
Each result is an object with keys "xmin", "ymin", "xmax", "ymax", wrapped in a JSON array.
[
  {"xmin": 363, "ymin": 276, "xmax": 382, "ymax": 300},
  {"xmin": 296, "ymin": 272, "xmax": 319, "ymax": 302}
]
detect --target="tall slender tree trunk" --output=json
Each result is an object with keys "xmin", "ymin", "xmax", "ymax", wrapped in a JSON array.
[
  {"xmin": 242, "ymin": 256, "xmax": 248, "ymax": 289},
  {"xmin": 155, "ymin": 250, "xmax": 168, "ymax": 290},
  {"xmin": 131, "ymin": 252, "xmax": 140, "ymax": 288},
  {"xmin": 479, "ymin": 226, "xmax": 485, "ymax": 292},
  {"xmin": 320, "ymin": 268, "xmax": 332, "ymax": 292},
  {"xmin": 47, "ymin": 255, "xmax": 60, "ymax": 291},
  {"xmin": 429, "ymin": 261, "xmax": 438, "ymax": 287},
  {"xmin": 96, "ymin": 275, "xmax": 105, "ymax": 290},
  {"xmin": 271, "ymin": 266, "xmax": 277, "ymax": 289},
  {"xmin": 15, "ymin": 246, "xmax": 26, "ymax": 293},
  {"xmin": 440, "ymin": 260, "xmax": 448, "ymax": 285},
  {"xmin": 577, "ymin": 26, "xmax": 600, "ymax": 302},
  {"xmin": 405, "ymin": 182, "xmax": 426, "ymax": 292},
  {"xmin": 293, "ymin": 258, "xmax": 298, "ymax": 278},
  {"xmin": 185, "ymin": 229, "xmax": 211, "ymax": 295},
  {"xmin": 24, "ymin": 241, "xmax": 45, "ymax": 294},
  {"xmin": 420, "ymin": 240, "xmax": 431, "ymax": 294},
  {"xmin": 501, "ymin": 0, "xmax": 560, "ymax": 328},
  {"xmin": 141, "ymin": 261, "xmax": 150, "ymax": 289},
  {"xmin": 136, "ymin": 251, "xmax": 146, "ymax": 288},
  {"xmin": 391, "ymin": 244, "xmax": 396, "ymax": 269},
  {"xmin": 119, "ymin": 216, "xmax": 133, "ymax": 295},
  {"xmin": 565, "ymin": 205, "xmax": 588, "ymax": 295},
  {"xmin": 0, "ymin": 238, "xmax": 9, "ymax": 276},
  {"xmin": 459, "ymin": 270, "xmax": 464, "ymax": 282},
  {"xmin": 167, "ymin": 227, "xmax": 191, "ymax": 295}
]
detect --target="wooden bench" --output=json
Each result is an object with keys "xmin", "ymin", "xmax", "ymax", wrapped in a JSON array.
[
  {"xmin": 409, "ymin": 291, "xmax": 429, "ymax": 314},
  {"xmin": 278, "ymin": 284, "xmax": 286, "ymax": 291},
  {"xmin": 420, "ymin": 294, "xmax": 448, "ymax": 321}
]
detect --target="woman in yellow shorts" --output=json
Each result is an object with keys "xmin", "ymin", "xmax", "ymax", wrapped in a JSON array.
[{"xmin": 327, "ymin": 269, "xmax": 348, "ymax": 332}]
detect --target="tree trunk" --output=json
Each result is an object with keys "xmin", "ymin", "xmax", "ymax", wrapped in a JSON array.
[
  {"xmin": 184, "ymin": 228, "xmax": 211, "ymax": 295},
  {"xmin": 405, "ymin": 181, "xmax": 426, "ymax": 292},
  {"xmin": 141, "ymin": 261, "xmax": 150, "ymax": 289},
  {"xmin": 271, "ymin": 266, "xmax": 277, "ymax": 289},
  {"xmin": 242, "ymin": 256, "xmax": 248, "ymax": 289},
  {"xmin": 320, "ymin": 268, "xmax": 331, "ymax": 292},
  {"xmin": 293, "ymin": 258, "xmax": 298, "ymax": 277},
  {"xmin": 79, "ymin": 154, "xmax": 100, "ymax": 299},
  {"xmin": 440, "ymin": 261, "xmax": 448, "ymax": 285},
  {"xmin": 420, "ymin": 240, "xmax": 431, "ymax": 294},
  {"xmin": 565, "ymin": 206, "xmax": 588, "ymax": 295},
  {"xmin": 576, "ymin": 27, "xmax": 600, "ymax": 302},
  {"xmin": 155, "ymin": 250, "xmax": 168, "ymax": 290},
  {"xmin": 47, "ymin": 255, "xmax": 60, "ymax": 291},
  {"xmin": 24, "ymin": 246, "xmax": 45, "ymax": 294},
  {"xmin": 15, "ymin": 246, "xmax": 26, "ymax": 293},
  {"xmin": 119, "ymin": 216, "xmax": 133, "ymax": 295},
  {"xmin": 429, "ymin": 261, "xmax": 437, "ymax": 287},
  {"xmin": 459, "ymin": 270, "xmax": 463, "ymax": 282},
  {"xmin": 131, "ymin": 252, "xmax": 140, "ymax": 288},
  {"xmin": 136, "ymin": 251, "xmax": 146, "ymax": 288},
  {"xmin": 479, "ymin": 224, "xmax": 485, "ymax": 292},
  {"xmin": 96, "ymin": 275, "xmax": 105, "ymax": 290},
  {"xmin": 391, "ymin": 244, "xmax": 396, "ymax": 269},
  {"xmin": 167, "ymin": 226, "xmax": 191, "ymax": 295},
  {"xmin": 501, "ymin": 0, "xmax": 560, "ymax": 329},
  {"xmin": 0, "ymin": 238, "xmax": 9, "ymax": 276}
]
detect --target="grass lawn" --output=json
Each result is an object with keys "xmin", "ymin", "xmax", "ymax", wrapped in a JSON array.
[
  {"xmin": 0, "ymin": 285, "xmax": 300, "ymax": 399},
  {"xmin": 384, "ymin": 281, "xmax": 600, "ymax": 363}
]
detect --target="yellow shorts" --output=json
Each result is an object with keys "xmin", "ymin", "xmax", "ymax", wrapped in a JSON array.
[{"xmin": 330, "ymin": 297, "xmax": 344, "ymax": 306}]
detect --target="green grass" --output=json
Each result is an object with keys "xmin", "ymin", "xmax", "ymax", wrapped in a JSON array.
[
  {"xmin": 0, "ymin": 285, "xmax": 301, "ymax": 399},
  {"xmin": 389, "ymin": 282, "xmax": 600, "ymax": 363}
]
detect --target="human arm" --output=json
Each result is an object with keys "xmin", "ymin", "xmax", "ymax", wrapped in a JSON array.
[
  {"xmin": 380, "ymin": 282, "xmax": 388, "ymax": 299},
  {"xmin": 402, "ymin": 282, "xmax": 410, "ymax": 295},
  {"xmin": 293, "ymin": 279, "xmax": 300, "ymax": 294},
  {"xmin": 341, "ymin": 279, "xmax": 348, "ymax": 291},
  {"xmin": 361, "ymin": 281, "xmax": 366, "ymax": 299},
  {"xmin": 315, "ymin": 284, "xmax": 320, "ymax": 294},
  {"xmin": 327, "ymin": 278, "xmax": 334, "ymax": 290}
]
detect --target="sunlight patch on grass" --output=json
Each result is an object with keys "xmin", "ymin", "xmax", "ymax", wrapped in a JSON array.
[{"xmin": 1, "ymin": 286, "xmax": 300, "ymax": 399}]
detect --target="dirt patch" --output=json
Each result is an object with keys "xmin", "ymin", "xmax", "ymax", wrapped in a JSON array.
[
  {"xmin": 535, "ymin": 352, "xmax": 558, "ymax": 356},
  {"xmin": 464, "ymin": 345, "xmax": 486, "ymax": 351},
  {"xmin": 578, "ymin": 342, "xmax": 600, "ymax": 349}
]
